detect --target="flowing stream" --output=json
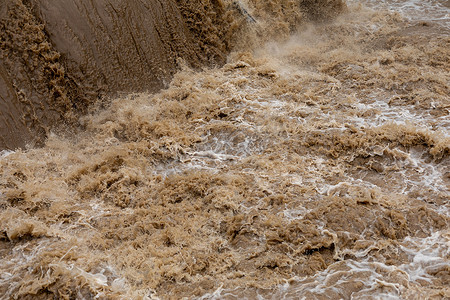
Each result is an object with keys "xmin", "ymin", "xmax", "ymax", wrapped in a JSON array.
[{"xmin": 0, "ymin": 1, "xmax": 448, "ymax": 299}]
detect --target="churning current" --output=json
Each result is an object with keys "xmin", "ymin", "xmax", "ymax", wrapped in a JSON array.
[{"xmin": 0, "ymin": 0, "xmax": 449, "ymax": 299}]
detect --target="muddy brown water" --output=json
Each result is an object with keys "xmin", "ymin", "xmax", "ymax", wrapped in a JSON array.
[
  {"xmin": 0, "ymin": 0, "xmax": 449, "ymax": 299},
  {"xmin": 0, "ymin": 0, "xmax": 233, "ymax": 150}
]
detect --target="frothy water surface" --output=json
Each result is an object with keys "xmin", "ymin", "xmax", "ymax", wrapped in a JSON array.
[
  {"xmin": 355, "ymin": 0, "xmax": 450, "ymax": 27},
  {"xmin": 0, "ymin": 0, "xmax": 448, "ymax": 299}
]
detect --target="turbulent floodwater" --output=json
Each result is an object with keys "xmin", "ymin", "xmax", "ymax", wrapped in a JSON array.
[
  {"xmin": 0, "ymin": 0, "xmax": 449, "ymax": 299},
  {"xmin": 0, "ymin": 0, "xmax": 236, "ymax": 149}
]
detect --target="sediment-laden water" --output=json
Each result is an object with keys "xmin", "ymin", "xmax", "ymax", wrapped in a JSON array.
[{"xmin": 0, "ymin": 0, "xmax": 449, "ymax": 299}]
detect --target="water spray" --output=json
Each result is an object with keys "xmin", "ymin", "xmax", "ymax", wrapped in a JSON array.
[{"xmin": 232, "ymin": 1, "xmax": 257, "ymax": 23}]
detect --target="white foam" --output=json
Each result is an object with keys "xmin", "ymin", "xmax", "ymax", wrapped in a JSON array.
[
  {"xmin": 282, "ymin": 208, "xmax": 310, "ymax": 220},
  {"xmin": 399, "ymin": 231, "xmax": 450, "ymax": 282},
  {"xmin": 352, "ymin": 0, "xmax": 450, "ymax": 28},
  {"xmin": 0, "ymin": 150, "xmax": 14, "ymax": 158},
  {"xmin": 201, "ymin": 230, "xmax": 449, "ymax": 299}
]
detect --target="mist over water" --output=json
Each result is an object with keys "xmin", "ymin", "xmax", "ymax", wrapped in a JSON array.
[{"xmin": 0, "ymin": 0, "xmax": 449, "ymax": 299}]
